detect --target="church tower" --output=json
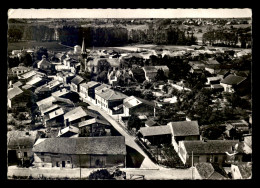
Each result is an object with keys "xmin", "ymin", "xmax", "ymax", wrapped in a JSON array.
[{"xmin": 81, "ymin": 37, "xmax": 88, "ymax": 72}]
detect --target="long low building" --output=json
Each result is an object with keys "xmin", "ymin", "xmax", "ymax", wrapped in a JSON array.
[{"xmin": 32, "ymin": 136, "xmax": 126, "ymax": 168}]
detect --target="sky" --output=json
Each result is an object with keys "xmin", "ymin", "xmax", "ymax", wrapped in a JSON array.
[{"xmin": 8, "ymin": 8, "xmax": 252, "ymax": 19}]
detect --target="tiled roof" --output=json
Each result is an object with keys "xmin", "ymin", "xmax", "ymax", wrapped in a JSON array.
[
  {"xmin": 88, "ymin": 58, "xmax": 121, "ymax": 67},
  {"xmin": 145, "ymin": 119, "xmax": 157, "ymax": 127},
  {"xmin": 51, "ymin": 88, "xmax": 69, "ymax": 97},
  {"xmin": 12, "ymin": 81, "xmax": 23, "ymax": 87},
  {"xmin": 8, "ymin": 87, "xmax": 23, "ymax": 100},
  {"xmin": 41, "ymin": 104, "xmax": 59, "ymax": 114},
  {"xmin": 195, "ymin": 162, "xmax": 228, "ymax": 179},
  {"xmin": 78, "ymin": 118, "xmax": 110, "ymax": 128},
  {"xmin": 221, "ymin": 74, "xmax": 246, "ymax": 85},
  {"xmin": 206, "ymin": 59, "xmax": 220, "ymax": 65},
  {"xmin": 139, "ymin": 125, "xmax": 171, "ymax": 137},
  {"xmin": 71, "ymin": 75, "xmax": 84, "ymax": 85},
  {"xmin": 236, "ymin": 162, "xmax": 252, "ymax": 179},
  {"xmin": 36, "ymin": 96, "xmax": 56, "ymax": 107},
  {"xmin": 63, "ymin": 106, "xmax": 87, "ymax": 122},
  {"xmin": 47, "ymin": 108, "xmax": 64, "ymax": 120},
  {"xmin": 33, "ymin": 136, "xmax": 126, "ymax": 155},
  {"xmin": 96, "ymin": 88, "xmax": 128, "ymax": 101},
  {"xmin": 8, "ymin": 136, "xmax": 36, "ymax": 149},
  {"xmin": 168, "ymin": 121, "xmax": 200, "ymax": 136},
  {"xmin": 80, "ymin": 81, "xmax": 100, "ymax": 89},
  {"xmin": 95, "ymin": 84, "xmax": 111, "ymax": 92},
  {"xmin": 19, "ymin": 70, "xmax": 37, "ymax": 79},
  {"xmin": 57, "ymin": 126, "xmax": 79, "ymax": 137},
  {"xmin": 182, "ymin": 140, "xmax": 245, "ymax": 155}
]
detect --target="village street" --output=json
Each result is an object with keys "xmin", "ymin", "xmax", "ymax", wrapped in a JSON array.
[
  {"xmin": 7, "ymin": 166, "xmax": 194, "ymax": 180},
  {"xmin": 84, "ymin": 99, "xmax": 159, "ymax": 169}
]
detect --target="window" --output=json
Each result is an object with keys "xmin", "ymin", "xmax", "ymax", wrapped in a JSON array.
[
  {"xmin": 214, "ymin": 156, "xmax": 218, "ymax": 163},
  {"xmin": 206, "ymin": 156, "xmax": 211, "ymax": 162},
  {"xmin": 67, "ymin": 161, "xmax": 70, "ymax": 164},
  {"xmin": 24, "ymin": 152, "xmax": 27, "ymax": 157},
  {"xmin": 42, "ymin": 158, "xmax": 44, "ymax": 162},
  {"xmin": 41, "ymin": 152, "xmax": 44, "ymax": 156}
]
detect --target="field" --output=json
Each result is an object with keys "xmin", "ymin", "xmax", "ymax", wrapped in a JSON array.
[{"xmin": 8, "ymin": 41, "xmax": 73, "ymax": 53}]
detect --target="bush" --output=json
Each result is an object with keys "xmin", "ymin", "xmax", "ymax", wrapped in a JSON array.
[{"xmin": 88, "ymin": 169, "xmax": 114, "ymax": 180}]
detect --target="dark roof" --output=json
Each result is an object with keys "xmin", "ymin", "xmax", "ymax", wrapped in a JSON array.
[
  {"xmin": 139, "ymin": 125, "xmax": 171, "ymax": 137},
  {"xmin": 33, "ymin": 136, "xmax": 126, "ymax": 155},
  {"xmin": 8, "ymin": 87, "xmax": 23, "ymax": 100},
  {"xmin": 220, "ymin": 74, "xmax": 246, "ymax": 85},
  {"xmin": 71, "ymin": 75, "xmax": 84, "ymax": 85},
  {"xmin": 195, "ymin": 162, "xmax": 229, "ymax": 179},
  {"xmin": 8, "ymin": 137, "xmax": 36, "ymax": 149},
  {"xmin": 182, "ymin": 140, "xmax": 245, "ymax": 155},
  {"xmin": 168, "ymin": 121, "xmax": 199, "ymax": 136},
  {"xmin": 145, "ymin": 119, "xmax": 157, "ymax": 127}
]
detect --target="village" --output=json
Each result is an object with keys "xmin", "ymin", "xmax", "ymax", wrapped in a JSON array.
[{"xmin": 7, "ymin": 16, "xmax": 252, "ymax": 180}]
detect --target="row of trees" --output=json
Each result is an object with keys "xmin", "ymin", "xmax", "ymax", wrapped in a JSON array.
[
  {"xmin": 8, "ymin": 25, "xmax": 57, "ymax": 42},
  {"xmin": 202, "ymin": 27, "xmax": 251, "ymax": 48}
]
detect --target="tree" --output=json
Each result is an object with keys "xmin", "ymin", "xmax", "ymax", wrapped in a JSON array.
[
  {"xmin": 155, "ymin": 69, "xmax": 167, "ymax": 81},
  {"xmin": 88, "ymin": 169, "xmax": 114, "ymax": 180},
  {"xmin": 8, "ymin": 28, "xmax": 23, "ymax": 42},
  {"xmin": 35, "ymin": 47, "xmax": 48, "ymax": 60},
  {"xmin": 127, "ymin": 114, "xmax": 143, "ymax": 131},
  {"xmin": 20, "ymin": 52, "xmax": 33, "ymax": 67},
  {"xmin": 97, "ymin": 59, "xmax": 111, "ymax": 73}
]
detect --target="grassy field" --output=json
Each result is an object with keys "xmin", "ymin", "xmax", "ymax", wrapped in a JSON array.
[{"xmin": 8, "ymin": 41, "xmax": 73, "ymax": 53}]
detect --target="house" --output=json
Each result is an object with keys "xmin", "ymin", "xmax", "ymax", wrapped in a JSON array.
[
  {"xmin": 168, "ymin": 121, "xmax": 200, "ymax": 151},
  {"xmin": 37, "ymin": 55, "xmax": 52, "ymax": 74},
  {"xmin": 210, "ymin": 84, "xmax": 224, "ymax": 92},
  {"xmin": 190, "ymin": 64, "xmax": 205, "ymax": 74},
  {"xmin": 38, "ymin": 103, "xmax": 60, "ymax": 116},
  {"xmin": 123, "ymin": 96, "xmax": 155, "ymax": 117},
  {"xmin": 95, "ymin": 88, "xmax": 128, "ymax": 115},
  {"xmin": 144, "ymin": 119, "xmax": 158, "ymax": 127},
  {"xmin": 142, "ymin": 66, "xmax": 169, "ymax": 81},
  {"xmin": 18, "ymin": 70, "xmax": 37, "ymax": 81},
  {"xmin": 194, "ymin": 162, "xmax": 229, "ymax": 179},
  {"xmin": 32, "ymin": 136, "xmax": 126, "ymax": 168},
  {"xmin": 178, "ymin": 140, "xmax": 245, "ymax": 167},
  {"xmin": 63, "ymin": 106, "xmax": 88, "ymax": 126},
  {"xmin": 70, "ymin": 75, "xmax": 84, "ymax": 92},
  {"xmin": 7, "ymin": 131, "xmax": 37, "ymax": 166},
  {"xmin": 85, "ymin": 58, "xmax": 121, "ymax": 73},
  {"xmin": 22, "ymin": 75, "xmax": 47, "ymax": 91},
  {"xmin": 205, "ymin": 64, "xmax": 221, "ymax": 74},
  {"xmin": 11, "ymin": 66, "xmax": 32, "ymax": 76},
  {"xmin": 57, "ymin": 125, "xmax": 79, "ymax": 138},
  {"xmin": 220, "ymin": 74, "xmax": 247, "ymax": 93},
  {"xmin": 11, "ymin": 81, "xmax": 23, "ymax": 88},
  {"xmin": 55, "ymin": 71, "xmax": 75, "ymax": 85},
  {"xmin": 43, "ymin": 108, "xmax": 65, "ymax": 127},
  {"xmin": 78, "ymin": 118, "xmax": 110, "ymax": 137},
  {"xmin": 107, "ymin": 69, "xmax": 135, "ymax": 86},
  {"xmin": 206, "ymin": 76, "xmax": 222, "ymax": 85},
  {"xmin": 7, "ymin": 86, "xmax": 24, "ymax": 108},
  {"xmin": 224, "ymin": 120, "xmax": 250, "ymax": 139},
  {"xmin": 79, "ymin": 81, "xmax": 100, "ymax": 103},
  {"xmin": 138, "ymin": 125, "xmax": 172, "ymax": 145},
  {"xmin": 231, "ymin": 162, "xmax": 252, "ymax": 179},
  {"xmin": 216, "ymin": 69, "xmax": 230, "ymax": 79}
]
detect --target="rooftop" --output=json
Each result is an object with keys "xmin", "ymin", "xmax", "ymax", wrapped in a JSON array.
[
  {"xmin": 96, "ymin": 88, "xmax": 128, "ymax": 101},
  {"xmin": 32, "ymin": 136, "xmax": 126, "ymax": 155},
  {"xmin": 63, "ymin": 106, "xmax": 87, "ymax": 122},
  {"xmin": 80, "ymin": 81, "xmax": 100, "ymax": 89},
  {"xmin": 71, "ymin": 75, "xmax": 84, "ymax": 85},
  {"xmin": 168, "ymin": 121, "xmax": 200, "ymax": 136},
  {"xmin": 8, "ymin": 87, "xmax": 23, "ymax": 100},
  {"xmin": 181, "ymin": 140, "xmax": 245, "ymax": 155},
  {"xmin": 221, "ymin": 74, "xmax": 247, "ymax": 85},
  {"xmin": 57, "ymin": 126, "xmax": 79, "ymax": 137},
  {"xmin": 139, "ymin": 125, "xmax": 171, "ymax": 137},
  {"xmin": 78, "ymin": 118, "xmax": 110, "ymax": 128}
]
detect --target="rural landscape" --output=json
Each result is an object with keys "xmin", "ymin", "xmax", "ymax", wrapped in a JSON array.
[{"xmin": 7, "ymin": 9, "xmax": 252, "ymax": 180}]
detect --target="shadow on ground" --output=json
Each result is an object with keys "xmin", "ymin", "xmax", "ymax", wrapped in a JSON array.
[{"xmin": 126, "ymin": 145, "xmax": 145, "ymax": 168}]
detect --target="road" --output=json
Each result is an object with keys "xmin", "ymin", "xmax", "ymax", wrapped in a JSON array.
[
  {"xmin": 7, "ymin": 166, "xmax": 194, "ymax": 180},
  {"xmin": 84, "ymin": 99, "xmax": 159, "ymax": 169}
]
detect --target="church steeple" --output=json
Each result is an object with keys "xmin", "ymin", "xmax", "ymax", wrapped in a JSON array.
[{"xmin": 81, "ymin": 37, "xmax": 86, "ymax": 55}]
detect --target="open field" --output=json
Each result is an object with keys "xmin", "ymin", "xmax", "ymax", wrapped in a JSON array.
[{"xmin": 8, "ymin": 41, "xmax": 73, "ymax": 53}]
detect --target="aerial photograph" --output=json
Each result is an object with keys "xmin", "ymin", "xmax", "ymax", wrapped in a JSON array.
[{"xmin": 7, "ymin": 8, "xmax": 252, "ymax": 180}]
